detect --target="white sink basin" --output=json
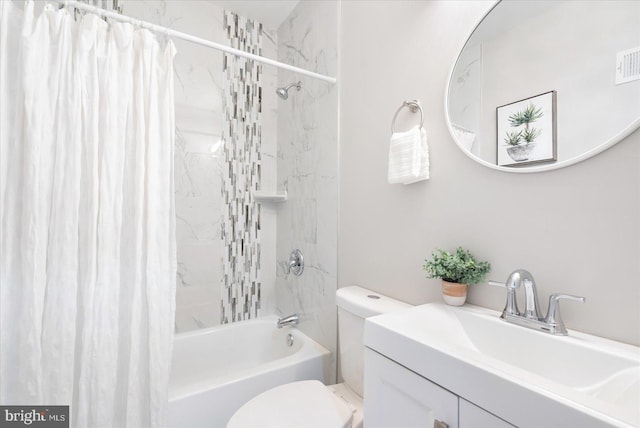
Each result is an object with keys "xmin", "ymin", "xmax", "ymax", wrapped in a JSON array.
[
  {"xmin": 365, "ymin": 303, "xmax": 640, "ymax": 427},
  {"xmin": 452, "ymin": 306, "xmax": 639, "ymax": 397}
]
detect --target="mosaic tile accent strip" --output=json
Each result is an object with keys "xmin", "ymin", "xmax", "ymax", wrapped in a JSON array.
[{"xmin": 221, "ymin": 11, "xmax": 263, "ymax": 324}]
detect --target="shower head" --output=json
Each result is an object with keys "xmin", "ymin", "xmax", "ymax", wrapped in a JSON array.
[{"xmin": 276, "ymin": 81, "xmax": 302, "ymax": 100}]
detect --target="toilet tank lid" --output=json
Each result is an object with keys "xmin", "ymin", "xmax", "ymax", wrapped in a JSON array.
[{"xmin": 336, "ymin": 286, "xmax": 412, "ymax": 319}]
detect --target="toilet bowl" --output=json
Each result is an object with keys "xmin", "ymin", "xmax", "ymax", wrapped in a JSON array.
[
  {"xmin": 227, "ymin": 286, "xmax": 411, "ymax": 428},
  {"xmin": 226, "ymin": 380, "xmax": 354, "ymax": 428}
]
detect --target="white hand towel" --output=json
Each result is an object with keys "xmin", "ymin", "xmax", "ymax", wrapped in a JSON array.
[
  {"xmin": 404, "ymin": 127, "xmax": 429, "ymax": 184},
  {"xmin": 388, "ymin": 126, "xmax": 429, "ymax": 184}
]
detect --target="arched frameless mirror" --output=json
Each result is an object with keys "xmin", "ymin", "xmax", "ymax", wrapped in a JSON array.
[{"xmin": 445, "ymin": 0, "xmax": 640, "ymax": 173}]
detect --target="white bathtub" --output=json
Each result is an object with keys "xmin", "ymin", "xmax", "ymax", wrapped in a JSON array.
[{"xmin": 168, "ymin": 315, "xmax": 331, "ymax": 428}]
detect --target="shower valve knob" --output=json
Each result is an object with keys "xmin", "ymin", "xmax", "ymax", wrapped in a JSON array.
[{"xmin": 288, "ymin": 249, "xmax": 304, "ymax": 276}]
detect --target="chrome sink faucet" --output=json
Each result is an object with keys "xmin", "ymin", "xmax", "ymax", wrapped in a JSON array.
[
  {"xmin": 499, "ymin": 269, "xmax": 541, "ymax": 320},
  {"xmin": 489, "ymin": 269, "xmax": 585, "ymax": 335}
]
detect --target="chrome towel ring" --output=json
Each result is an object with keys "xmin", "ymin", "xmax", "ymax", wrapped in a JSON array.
[{"xmin": 391, "ymin": 100, "xmax": 424, "ymax": 133}]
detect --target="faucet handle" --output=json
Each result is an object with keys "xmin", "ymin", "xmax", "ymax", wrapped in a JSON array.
[
  {"xmin": 544, "ymin": 293, "xmax": 585, "ymax": 335},
  {"xmin": 488, "ymin": 279, "xmax": 520, "ymax": 317},
  {"xmin": 488, "ymin": 280, "xmax": 506, "ymax": 288},
  {"xmin": 550, "ymin": 293, "xmax": 585, "ymax": 303}
]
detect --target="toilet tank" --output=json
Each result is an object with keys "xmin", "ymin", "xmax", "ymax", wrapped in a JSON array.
[{"xmin": 336, "ymin": 286, "xmax": 411, "ymax": 397}]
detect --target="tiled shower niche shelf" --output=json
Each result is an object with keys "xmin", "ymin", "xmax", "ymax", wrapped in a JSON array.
[{"xmin": 253, "ymin": 190, "xmax": 288, "ymax": 203}]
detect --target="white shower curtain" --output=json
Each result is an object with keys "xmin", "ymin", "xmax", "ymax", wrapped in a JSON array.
[{"xmin": 0, "ymin": 1, "xmax": 177, "ymax": 427}]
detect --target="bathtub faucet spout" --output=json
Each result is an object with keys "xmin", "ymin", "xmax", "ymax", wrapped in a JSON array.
[{"xmin": 277, "ymin": 314, "xmax": 299, "ymax": 328}]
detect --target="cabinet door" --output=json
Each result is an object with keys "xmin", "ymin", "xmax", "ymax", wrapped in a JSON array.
[
  {"xmin": 364, "ymin": 349, "xmax": 458, "ymax": 428},
  {"xmin": 459, "ymin": 399, "xmax": 515, "ymax": 428}
]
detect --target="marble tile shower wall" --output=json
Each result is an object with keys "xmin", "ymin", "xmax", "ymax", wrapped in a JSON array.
[
  {"xmin": 125, "ymin": 1, "xmax": 224, "ymax": 333},
  {"xmin": 126, "ymin": 1, "xmax": 337, "ymax": 335},
  {"xmin": 125, "ymin": 1, "xmax": 277, "ymax": 332},
  {"xmin": 276, "ymin": 1, "xmax": 339, "ymax": 381}
]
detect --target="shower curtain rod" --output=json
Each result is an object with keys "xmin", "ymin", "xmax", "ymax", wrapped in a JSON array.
[{"xmin": 51, "ymin": 0, "xmax": 338, "ymax": 84}]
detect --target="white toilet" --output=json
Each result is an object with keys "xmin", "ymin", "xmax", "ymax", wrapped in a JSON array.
[{"xmin": 227, "ymin": 286, "xmax": 411, "ymax": 428}]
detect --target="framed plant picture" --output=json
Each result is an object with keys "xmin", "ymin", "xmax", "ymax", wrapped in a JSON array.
[{"xmin": 496, "ymin": 91, "xmax": 557, "ymax": 167}]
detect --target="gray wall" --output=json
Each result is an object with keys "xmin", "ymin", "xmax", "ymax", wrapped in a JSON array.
[{"xmin": 338, "ymin": 1, "xmax": 640, "ymax": 346}]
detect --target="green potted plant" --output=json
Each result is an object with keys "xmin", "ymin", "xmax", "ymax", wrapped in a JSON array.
[{"xmin": 423, "ymin": 247, "xmax": 491, "ymax": 306}]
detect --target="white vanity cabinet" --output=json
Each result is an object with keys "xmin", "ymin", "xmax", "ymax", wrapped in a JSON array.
[
  {"xmin": 364, "ymin": 349, "xmax": 514, "ymax": 428},
  {"xmin": 364, "ymin": 348, "xmax": 457, "ymax": 428}
]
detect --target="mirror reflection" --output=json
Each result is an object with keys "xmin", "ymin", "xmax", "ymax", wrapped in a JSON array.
[{"xmin": 447, "ymin": 0, "xmax": 640, "ymax": 171}]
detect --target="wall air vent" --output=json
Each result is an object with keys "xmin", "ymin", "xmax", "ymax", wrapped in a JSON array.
[{"xmin": 615, "ymin": 46, "xmax": 640, "ymax": 85}]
